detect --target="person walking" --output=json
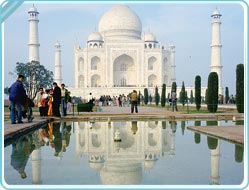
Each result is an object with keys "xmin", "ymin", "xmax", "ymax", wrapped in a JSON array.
[
  {"xmin": 171, "ymin": 90, "xmax": 178, "ymax": 112},
  {"xmin": 36, "ymin": 88, "xmax": 44, "ymax": 116},
  {"xmin": 52, "ymin": 82, "xmax": 61, "ymax": 117},
  {"xmin": 60, "ymin": 84, "xmax": 69, "ymax": 116},
  {"xmin": 9, "ymin": 75, "xmax": 26, "ymax": 124},
  {"xmin": 40, "ymin": 89, "xmax": 49, "ymax": 116},
  {"xmin": 131, "ymin": 90, "xmax": 138, "ymax": 113}
]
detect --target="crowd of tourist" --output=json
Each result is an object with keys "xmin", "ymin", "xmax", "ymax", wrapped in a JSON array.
[
  {"xmin": 8, "ymin": 74, "xmax": 72, "ymax": 124},
  {"xmin": 36, "ymin": 82, "xmax": 72, "ymax": 118}
]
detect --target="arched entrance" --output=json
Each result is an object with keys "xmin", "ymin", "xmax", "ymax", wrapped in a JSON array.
[{"xmin": 113, "ymin": 54, "xmax": 135, "ymax": 87}]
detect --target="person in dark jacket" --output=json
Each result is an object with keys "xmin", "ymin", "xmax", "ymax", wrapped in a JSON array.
[
  {"xmin": 9, "ymin": 75, "xmax": 26, "ymax": 124},
  {"xmin": 52, "ymin": 82, "xmax": 61, "ymax": 117}
]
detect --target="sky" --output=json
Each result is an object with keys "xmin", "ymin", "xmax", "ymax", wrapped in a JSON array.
[{"xmin": 2, "ymin": 1, "xmax": 246, "ymax": 96}]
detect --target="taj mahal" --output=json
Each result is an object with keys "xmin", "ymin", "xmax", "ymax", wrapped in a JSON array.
[
  {"xmin": 71, "ymin": 4, "xmax": 176, "ymax": 98},
  {"xmin": 28, "ymin": 4, "xmax": 223, "ymax": 99}
]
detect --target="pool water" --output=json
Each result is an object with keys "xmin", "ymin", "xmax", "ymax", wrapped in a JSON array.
[{"xmin": 4, "ymin": 120, "xmax": 244, "ymax": 186}]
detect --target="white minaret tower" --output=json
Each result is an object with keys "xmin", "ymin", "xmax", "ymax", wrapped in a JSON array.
[
  {"xmin": 54, "ymin": 42, "xmax": 62, "ymax": 85},
  {"xmin": 210, "ymin": 139, "xmax": 220, "ymax": 185},
  {"xmin": 170, "ymin": 44, "xmax": 176, "ymax": 84},
  {"xmin": 31, "ymin": 149, "xmax": 42, "ymax": 184},
  {"xmin": 210, "ymin": 8, "xmax": 223, "ymax": 95},
  {"xmin": 28, "ymin": 4, "xmax": 40, "ymax": 62}
]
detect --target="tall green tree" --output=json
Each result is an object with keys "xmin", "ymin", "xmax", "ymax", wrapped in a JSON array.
[
  {"xmin": 236, "ymin": 64, "xmax": 244, "ymax": 113},
  {"xmin": 155, "ymin": 86, "xmax": 160, "ymax": 106},
  {"xmin": 144, "ymin": 88, "xmax": 149, "ymax": 105},
  {"xmin": 180, "ymin": 81, "xmax": 187, "ymax": 106},
  {"xmin": 171, "ymin": 82, "xmax": 177, "ymax": 93},
  {"xmin": 195, "ymin": 75, "xmax": 201, "ymax": 111},
  {"xmin": 206, "ymin": 72, "xmax": 219, "ymax": 113},
  {"xmin": 161, "ymin": 84, "xmax": 166, "ymax": 107},
  {"xmin": 194, "ymin": 120, "xmax": 201, "ymax": 144},
  {"xmin": 9, "ymin": 61, "xmax": 54, "ymax": 100},
  {"xmin": 225, "ymin": 86, "xmax": 229, "ymax": 104}
]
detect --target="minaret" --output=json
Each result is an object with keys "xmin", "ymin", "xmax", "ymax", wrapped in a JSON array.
[
  {"xmin": 210, "ymin": 8, "xmax": 223, "ymax": 95},
  {"xmin": 31, "ymin": 149, "xmax": 42, "ymax": 184},
  {"xmin": 54, "ymin": 42, "xmax": 62, "ymax": 85},
  {"xmin": 170, "ymin": 44, "xmax": 176, "ymax": 84},
  {"xmin": 210, "ymin": 139, "xmax": 220, "ymax": 185},
  {"xmin": 28, "ymin": 4, "xmax": 40, "ymax": 62}
]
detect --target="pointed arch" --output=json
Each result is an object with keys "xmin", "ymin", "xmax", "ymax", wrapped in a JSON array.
[
  {"xmin": 113, "ymin": 54, "xmax": 135, "ymax": 86},
  {"xmin": 78, "ymin": 75, "xmax": 84, "ymax": 88},
  {"xmin": 148, "ymin": 56, "xmax": 157, "ymax": 70},
  {"xmin": 148, "ymin": 74, "xmax": 157, "ymax": 87},
  {"xmin": 91, "ymin": 74, "xmax": 101, "ymax": 87},
  {"xmin": 163, "ymin": 57, "xmax": 167, "ymax": 71},
  {"xmin": 78, "ymin": 57, "xmax": 84, "ymax": 71},
  {"xmin": 91, "ymin": 56, "xmax": 100, "ymax": 70}
]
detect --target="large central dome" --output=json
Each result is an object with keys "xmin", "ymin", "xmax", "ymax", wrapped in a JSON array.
[{"xmin": 98, "ymin": 4, "xmax": 142, "ymax": 40}]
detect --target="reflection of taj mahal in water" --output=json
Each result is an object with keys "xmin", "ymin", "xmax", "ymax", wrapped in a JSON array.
[
  {"xmin": 75, "ymin": 120, "xmax": 175, "ymax": 184},
  {"xmin": 73, "ymin": 120, "xmax": 222, "ymax": 185}
]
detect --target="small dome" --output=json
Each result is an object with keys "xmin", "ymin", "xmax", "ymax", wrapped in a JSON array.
[
  {"xmin": 144, "ymin": 32, "xmax": 157, "ymax": 42},
  {"xmin": 89, "ymin": 154, "xmax": 105, "ymax": 171},
  {"xmin": 144, "ymin": 160, "xmax": 156, "ymax": 170},
  {"xmin": 213, "ymin": 9, "xmax": 220, "ymax": 15},
  {"xmin": 28, "ymin": 5, "xmax": 38, "ymax": 13},
  {"xmin": 99, "ymin": 4, "xmax": 142, "ymax": 40},
  {"xmin": 89, "ymin": 162, "xmax": 104, "ymax": 171},
  {"xmin": 88, "ymin": 32, "xmax": 103, "ymax": 42},
  {"xmin": 211, "ymin": 8, "xmax": 221, "ymax": 17},
  {"xmin": 54, "ymin": 42, "xmax": 61, "ymax": 47}
]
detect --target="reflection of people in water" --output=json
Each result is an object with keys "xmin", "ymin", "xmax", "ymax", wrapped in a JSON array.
[
  {"xmin": 61, "ymin": 122, "xmax": 72, "ymax": 152},
  {"xmin": 10, "ymin": 135, "xmax": 35, "ymax": 179},
  {"xmin": 53, "ymin": 122, "xmax": 62, "ymax": 157},
  {"xmin": 131, "ymin": 121, "xmax": 138, "ymax": 135},
  {"xmin": 169, "ymin": 120, "xmax": 177, "ymax": 133}
]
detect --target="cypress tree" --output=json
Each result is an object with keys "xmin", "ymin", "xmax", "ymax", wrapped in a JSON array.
[
  {"xmin": 161, "ymin": 84, "xmax": 166, "ymax": 107},
  {"xmin": 225, "ymin": 86, "xmax": 229, "ymax": 104},
  {"xmin": 155, "ymin": 86, "xmax": 160, "ymax": 106},
  {"xmin": 206, "ymin": 72, "xmax": 219, "ymax": 113},
  {"xmin": 195, "ymin": 75, "xmax": 201, "ymax": 111},
  {"xmin": 207, "ymin": 136, "xmax": 218, "ymax": 150},
  {"xmin": 236, "ymin": 64, "xmax": 244, "ymax": 113},
  {"xmin": 235, "ymin": 144, "xmax": 244, "ymax": 163},
  {"xmin": 144, "ymin": 88, "xmax": 149, "ymax": 105},
  {"xmin": 194, "ymin": 120, "xmax": 201, "ymax": 144},
  {"xmin": 180, "ymin": 81, "xmax": 187, "ymax": 106},
  {"xmin": 171, "ymin": 82, "xmax": 177, "ymax": 92}
]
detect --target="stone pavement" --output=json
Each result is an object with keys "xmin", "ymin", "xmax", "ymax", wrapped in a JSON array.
[{"xmin": 187, "ymin": 125, "xmax": 244, "ymax": 145}]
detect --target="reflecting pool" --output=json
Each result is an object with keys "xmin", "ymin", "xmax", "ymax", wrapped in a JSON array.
[{"xmin": 4, "ymin": 120, "xmax": 244, "ymax": 186}]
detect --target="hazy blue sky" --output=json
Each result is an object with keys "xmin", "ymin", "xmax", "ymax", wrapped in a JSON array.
[{"xmin": 3, "ymin": 1, "xmax": 245, "ymax": 95}]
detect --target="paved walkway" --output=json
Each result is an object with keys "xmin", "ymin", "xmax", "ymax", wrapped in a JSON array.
[{"xmin": 187, "ymin": 125, "xmax": 244, "ymax": 145}]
